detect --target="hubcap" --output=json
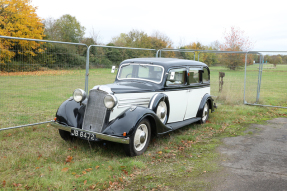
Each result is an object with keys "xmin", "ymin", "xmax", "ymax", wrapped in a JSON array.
[
  {"xmin": 140, "ymin": 131, "xmax": 146, "ymax": 143},
  {"xmin": 156, "ymin": 101, "xmax": 167, "ymax": 123},
  {"xmin": 134, "ymin": 124, "xmax": 148, "ymax": 151},
  {"xmin": 202, "ymin": 103, "xmax": 208, "ymax": 121}
]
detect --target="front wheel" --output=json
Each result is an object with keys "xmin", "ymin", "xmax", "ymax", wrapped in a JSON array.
[
  {"xmin": 199, "ymin": 102, "xmax": 209, "ymax": 124},
  {"xmin": 58, "ymin": 129, "xmax": 75, "ymax": 141},
  {"xmin": 124, "ymin": 119, "xmax": 151, "ymax": 156}
]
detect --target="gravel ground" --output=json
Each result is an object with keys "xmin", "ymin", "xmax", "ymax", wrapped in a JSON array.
[{"xmin": 212, "ymin": 118, "xmax": 287, "ymax": 191}]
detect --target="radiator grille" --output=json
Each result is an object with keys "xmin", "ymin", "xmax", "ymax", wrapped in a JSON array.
[{"xmin": 82, "ymin": 89, "xmax": 107, "ymax": 132}]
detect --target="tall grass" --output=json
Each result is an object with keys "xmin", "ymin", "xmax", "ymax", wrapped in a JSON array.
[{"xmin": 0, "ymin": 65, "xmax": 286, "ymax": 190}]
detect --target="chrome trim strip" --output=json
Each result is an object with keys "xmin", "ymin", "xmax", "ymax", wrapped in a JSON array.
[
  {"xmin": 117, "ymin": 97, "xmax": 151, "ymax": 108},
  {"xmin": 119, "ymin": 100, "xmax": 150, "ymax": 104},
  {"xmin": 119, "ymin": 97, "xmax": 150, "ymax": 101},
  {"xmin": 50, "ymin": 122, "xmax": 130, "ymax": 144},
  {"xmin": 117, "ymin": 103, "xmax": 149, "ymax": 108},
  {"xmin": 149, "ymin": 94, "xmax": 159, "ymax": 109}
]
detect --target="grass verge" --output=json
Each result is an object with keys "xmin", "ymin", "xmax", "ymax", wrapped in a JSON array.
[{"xmin": 1, "ymin": 66, "xmax": 287, "ymax": 190}]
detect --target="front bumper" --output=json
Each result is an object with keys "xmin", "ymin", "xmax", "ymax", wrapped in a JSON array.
[{"xmin": 50, "ymin": 121, "xmax": 130, "ymax": 144}]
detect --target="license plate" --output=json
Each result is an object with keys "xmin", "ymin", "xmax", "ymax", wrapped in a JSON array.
[{"xmin": 71, "ymin": 129, "xmax": 96, "ymax": 141}]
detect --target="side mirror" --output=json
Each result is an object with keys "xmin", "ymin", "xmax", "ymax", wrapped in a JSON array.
[{"xmin": 111, "ymin": 66, "xmax": 116, "ymax": 73}]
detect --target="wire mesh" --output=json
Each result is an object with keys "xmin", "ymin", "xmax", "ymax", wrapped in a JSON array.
[
  {"xmin": 252, "ymin": 52, "xmax": 287, "ymax": 108},
  {"xmin": 159, "ymin": 49, "xmax": 263, "ymax": 105},
  {"xmin": 87, "ymin": 46, "xmax": 157, "ymax": 90},
  {"xmin": 0, "ymin": 37, "xmax": 87, "ymax": 129}
]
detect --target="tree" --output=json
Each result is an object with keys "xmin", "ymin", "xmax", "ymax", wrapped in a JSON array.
[
  {"xmin": 0, "ymin": 0, "xmax": 45, "ymax": 64},
  {"xmin": 44, "ymin": 14, "xmax": 85, "ymax": 43},
  {"xmin": 266, "ymin": 55, "xmax": 282, "ymax": 67},
  {"xmin": 111, "ymin": 29, "xmax": 174, "ymax": 58},
  {"xmin": 220, "ymin": 27, "xmax": 254, "ymax": 70}
]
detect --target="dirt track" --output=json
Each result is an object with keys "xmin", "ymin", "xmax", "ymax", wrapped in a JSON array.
[{"xmin": 212, "ymin": 118, "xmax": 287, "ymax": 191}]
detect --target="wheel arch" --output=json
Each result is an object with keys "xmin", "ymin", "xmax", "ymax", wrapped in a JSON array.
[
  {"xmin": 196, "ymin": 93, "xmax": 214, "ymax": 118},
  {"xmin": 148, "ymin": 93, "xmax": 170, "ymax": 124}
]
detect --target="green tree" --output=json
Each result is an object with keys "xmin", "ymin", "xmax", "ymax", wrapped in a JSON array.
[
  {"xmin": 111, "ymin": 29, "xmax": 174, "ymax": 58},
  {"xmin": 266, "ymin": 55, "xmax": 282, "ymax": 67},
  {"xmin": 44, "ymin": 14, "xmax": 85, "ymax": 43}
]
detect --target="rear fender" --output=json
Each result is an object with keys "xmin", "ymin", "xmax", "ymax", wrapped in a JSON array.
[{"xmin": 196, "ymin": 94, "xmax": 214, "ymax": 118}]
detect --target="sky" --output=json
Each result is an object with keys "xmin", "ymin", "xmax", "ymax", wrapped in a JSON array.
[{"xmin": 31, "ymin": 0, "xmax": 287, "ymax": 52}]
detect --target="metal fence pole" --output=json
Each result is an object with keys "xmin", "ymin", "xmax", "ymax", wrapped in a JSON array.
[
  {"xmin": 255, "ymin": 55, "xmax": 263, "ymax": 103},
  {"xmin": 243, "ymin": 52, "xmax": 248, "ymax": 104},
  {"xmin": 85, "ymin": 46, "xmax": 90, "ymax": 93}
]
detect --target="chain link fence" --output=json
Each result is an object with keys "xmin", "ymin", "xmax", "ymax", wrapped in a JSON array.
[
  {"xmin": 1, "ymin": 35, "xmax": 285, "ymax": 130},
  {"xmin": 157, "ymin": 49, "xmax": 287, "ymax": 109},
  {"xmin": 0, "ymin": 36, "xmax": 156, "ymax": 130},
  {"xmin": 244, "ymin": 51, "xmax": 287, "ymax": 108}
]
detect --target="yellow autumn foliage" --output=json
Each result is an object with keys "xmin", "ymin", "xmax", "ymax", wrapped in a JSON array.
[{"xmin": 0, "ymin": 0, "xmax": 45, "ymax": 63}]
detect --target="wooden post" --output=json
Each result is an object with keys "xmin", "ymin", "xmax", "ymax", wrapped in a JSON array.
[{"xmin": 219, "ymin": 72, "xmax": 225, "ymax": 92}]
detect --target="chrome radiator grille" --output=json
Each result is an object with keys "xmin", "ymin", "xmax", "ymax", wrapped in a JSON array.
[{"xmin": 82, "ymin": 89, "xmax": 107, "ymax": 132}]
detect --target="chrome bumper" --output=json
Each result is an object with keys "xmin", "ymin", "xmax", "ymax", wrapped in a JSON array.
[{"xmin": 50, "ymin": 122, "xmax": 130, "ymax": 144}]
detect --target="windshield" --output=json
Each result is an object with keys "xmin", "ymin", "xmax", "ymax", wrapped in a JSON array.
[{"xmin": 117, "ymin": 63, "xmax": 164, "ymax": 83}]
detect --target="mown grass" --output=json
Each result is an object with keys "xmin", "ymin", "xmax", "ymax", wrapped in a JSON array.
[{"xmin": 0, "ymin": 65, "xmax": 287, "ymax": 190}]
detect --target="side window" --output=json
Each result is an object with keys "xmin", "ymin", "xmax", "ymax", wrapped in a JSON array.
[
  {"xmin": 188, "ymin": 69, "xmax": 200, "ymax": 84},
  {"xmin": 202, "ymin": 67, "xmax": 210, "ymax": 83},
  {"xmin": 166, "ymin": 68, "xmax": 187, "ymax": 86}
]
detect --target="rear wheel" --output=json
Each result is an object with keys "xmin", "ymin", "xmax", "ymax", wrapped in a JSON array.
[
  {"xmin": 156, "ymin": 101, "xmax": 168, "ymax": 124},
  {"xmin": 58, "ymin": 129, "xmax": 75, "ymax": 141},
  {"xmin": 199, "ymin": 102, "xmax": 209, "ymax": 124},
  {"xmin": 124, "ymin": 119, "xmax": 151, "ymax": 156}
]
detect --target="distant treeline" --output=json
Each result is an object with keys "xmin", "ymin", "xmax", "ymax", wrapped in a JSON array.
[{"xmin": 1, "ymin": 1, "xmax": 286, "ymax": 72}]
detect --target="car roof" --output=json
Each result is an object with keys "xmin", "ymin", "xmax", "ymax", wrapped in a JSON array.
[{"xmin": 120, "ymin": 58, "xmax": 208, "ymax": 69}]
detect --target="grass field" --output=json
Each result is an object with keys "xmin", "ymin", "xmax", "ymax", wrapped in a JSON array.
[{"xmin": 0, "ymin": 65, "xmax": 287, "ymax": 190}]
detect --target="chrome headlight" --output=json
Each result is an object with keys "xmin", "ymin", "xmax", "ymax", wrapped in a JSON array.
[
  {"xmin": 73, "ymin": 89, "xmax": 86, "ymax": 102},
  {"xmin": 104, "ymin": 94, "xmax": 117, "ymax": 109}
]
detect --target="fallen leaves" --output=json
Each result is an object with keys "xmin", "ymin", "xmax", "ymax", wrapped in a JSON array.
[
  {"xmin": 2, "ymin": 180, "xmax": 6, "ymax": 187},
  {"xmin": 65, "ymin": 156, "xmax": 73, "ymax": 163},
  {"xmin": 61, "ymin": 167, "xmax": 69, "ymax": 172},
  {"xmin": 84, "ymin": 180, "xmax": 87, "ymax": 185},
  {"xmin": 13, "ymin": 183, "xmax": 22, "ymax": 187}
]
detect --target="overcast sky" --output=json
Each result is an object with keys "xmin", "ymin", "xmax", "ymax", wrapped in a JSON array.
[{"xmin": 31, "ymin": 0, "xmax": 287, "ymax": 52}]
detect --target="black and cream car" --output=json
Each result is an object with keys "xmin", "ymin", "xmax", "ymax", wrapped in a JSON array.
[{"xmin": 51, "ymin": 58, "xmax": 216, "ymax": 156}]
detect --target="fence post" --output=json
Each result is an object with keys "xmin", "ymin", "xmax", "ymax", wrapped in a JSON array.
[
  {"xmin": 255, "ymin": 54, "xmax": 263, "ymax": 103},
  {"xmin": 85, "ymin": 46, "xmax": 90, "ymax": 93},
  {"xmin": 243, "ymin": 52, "xmax": 248, "ymax": 104}
]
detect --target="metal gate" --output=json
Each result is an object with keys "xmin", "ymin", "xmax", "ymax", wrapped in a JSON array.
[
  {"xmin": 157, "ymin": 48, "xmax": 287, "ymax": 109},
  {"xmin": 0, "ymin": 36, "xmax": 156, "ymax": 131}
]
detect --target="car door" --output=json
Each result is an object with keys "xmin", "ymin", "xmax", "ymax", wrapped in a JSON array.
[
  {"xmin": 164, "ymin": 68, "xmax": 189, "ymax": 123},
  {"xmin": 184, "ymin": 67, "xmax": 205, "ymax": 120}
]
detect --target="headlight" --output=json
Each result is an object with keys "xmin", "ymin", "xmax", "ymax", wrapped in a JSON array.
[
  {"xmin": 73, "ymin": 89, "xmax": 86, "ymax": 102},
  {"xmin": 104, "ymin": 94, "xmax": 117, "ymax": 109}
]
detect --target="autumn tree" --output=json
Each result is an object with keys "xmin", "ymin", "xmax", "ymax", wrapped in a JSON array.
[
  {"xmin": 179, "ymin": 42, "xmax": 218, "ymax": 66},
  {"xmin": 220, "ymin": 27, "xmax": 254, "ymax": 70},
  {"xmin": 0, "ymin": 0, "xmax": 45, "ymax": 64}
]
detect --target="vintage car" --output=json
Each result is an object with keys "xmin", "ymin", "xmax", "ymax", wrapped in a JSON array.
[{"xmin": 51, "ymin": 58, "xmax": 216, "ymax": 156}]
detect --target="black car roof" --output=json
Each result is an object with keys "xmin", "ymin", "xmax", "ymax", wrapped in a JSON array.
[{"xmin": 120, "ymin": 58, "xmax": 208, "ymax": 69}]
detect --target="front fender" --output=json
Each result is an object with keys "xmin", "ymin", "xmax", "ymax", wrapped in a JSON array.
[
  {"xmin": 55, "ymin": 98, "xmax": 86, "ymax": 129},
  {"xmin": 102, "ymin": 106, "xmax": 172, "ymax": 138}
]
